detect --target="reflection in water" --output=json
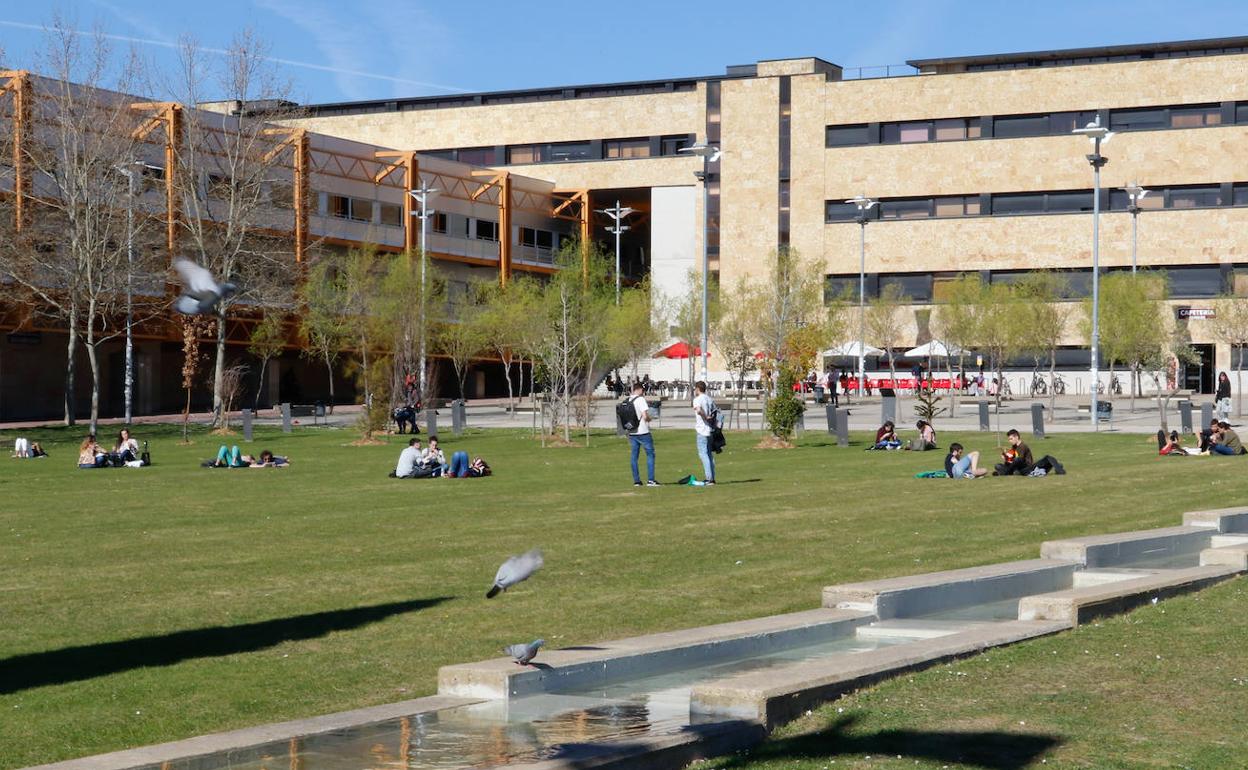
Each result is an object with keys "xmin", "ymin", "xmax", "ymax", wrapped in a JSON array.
[{"xmin": 135, "ymin": 628, "xmax": 945, "ymax": 770}]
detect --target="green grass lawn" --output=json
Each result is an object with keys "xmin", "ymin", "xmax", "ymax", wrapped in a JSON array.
[{"xmin": 0, "ymin": 422, "xmax": 1243, "ymax": 768}]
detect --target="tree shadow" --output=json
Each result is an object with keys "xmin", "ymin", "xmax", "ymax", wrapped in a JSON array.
[
  {"xmin": 716, "ymin": 715, "xmax": 1062, "ymax": 770},
  {"xmin": 0, "ymin": 596, "xmax": 449, "ymax": 694}
]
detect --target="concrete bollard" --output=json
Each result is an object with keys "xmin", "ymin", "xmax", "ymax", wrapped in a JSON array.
[
  {"xmin": 881, "ymin": 395, "xmax": 896, "ymax": 424},
  {"xmin": 1031, "ymin": 402, "xmax": 1045, "ymax": 439},
  {"xmin": 1200, "ymin": 401, "xmax": 1213, "ymax": 431},
  {"xmin": 825, "ymin": 404, "xmax": 837, "ymax": 435},
  {"xmin": 796, "ymin": 409, "xmax": 805, "ymax": 436},
  {"xmin": 451, "ymin": 399, "xmax": 466, "ymax": 436},
  {"xmin": 280, "ymin": 402, "xmax": 292, "ymax": 433},
  {"xmin": 978, "ymin": 401, "xmax": 990, "ymax": 431},
  {"xmin": 1179, "ymin": 400, "xmax": 1193, "ymax": 434},
  {"xmin": 242, "ymin": 408, "xmax": 253, "ymax": 442},
  {"xmin": 426, "ymin": 407, "xmax": 438, "ymax": 437},
  {"xmin": 835, "ymin": 408, "xmax": 849, "ymax": 447}
]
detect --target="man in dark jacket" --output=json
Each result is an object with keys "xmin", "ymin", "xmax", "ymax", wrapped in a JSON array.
[{"xmin": 995, "ymin": 429, "xmax": 1066, "ymax": 475}]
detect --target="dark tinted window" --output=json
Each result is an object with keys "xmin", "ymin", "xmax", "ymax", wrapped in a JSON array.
[
  {"xmin": 993, "ymin": 114, "xmax": 1050, "ymax": 138},
  {"xmin": 1235, "ymin": 184, "xmax": 1248, "ymax": 206},
  {"xmin": 457, "ymin": 147, "xmax": 498, "ymax": 165},
  {"xmin": 1166, "ymin": 266, "xmax": 1224, "ymax": 297},
  {"xmin": 824, "ymin": 276, "xmax": 859, "ymax": 302},
  {"xmin": 423, "ymin": 149, "xmax": 455, "ymax": 160},
  {"xmin": 880, "ymin": 274, "xmax": 933, "ymax": 302},
  {"xmin": 660, "ymin": 134, "xmax": 692, "ymax": 155},
  {"xmin": 547, "ymin": 142, "xmax": 593, "ymax": 162},
  {"xmin": 1046, "ymin": 191, "xmax": 1095, "ymax": 212},
  {"xmin": 1110, "ymin": 108, "xmax": 1167, "ymax": 130},
  {"xmin": 1238, "ymin": 103, "xmax": 1248, "ymax": 124},
  {"xmin": 879, "ymin": 198, "xmax": 932, "ymax": 219},
  {"xmin": 825, "ymin": 201, "xmax": 862, "ymax": 222},
  {"xmin": 992, "ymin": 193, "xmax": 1046, "ymax": 214},
  {"xmin": 1049, "ymin": 111, "xmax": 1098, "ymax": 134},
  {"xmin": 1170, "ymin": 185, "xmax": 1222, "ymax": 208},
  {"xmin": 826, "ymin": 124, "xmax": 870, "ymax": 147}
]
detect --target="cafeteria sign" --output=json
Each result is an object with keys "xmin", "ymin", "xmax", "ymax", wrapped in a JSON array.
[{"xmin": 1176, "ymin": 306, "xmax": 1215, "ymax": 320}]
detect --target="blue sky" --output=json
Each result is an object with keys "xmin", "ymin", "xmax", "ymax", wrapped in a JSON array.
[{"xmin": 2, "ymin": 1, "xmax": 1246, "ymax": 104}]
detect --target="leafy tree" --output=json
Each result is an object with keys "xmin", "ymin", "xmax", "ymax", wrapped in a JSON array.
[
  {"xmin": 247, "ymin": 311, "xmax": 286, "ymax": 409},
  {"xmin": 1084, "ymin": 272, "xmax": 1167, "ymax": 413},
  {"xmin": 607, "ymin": 278, "xmax": 664, "ymax": 383},
  {"xmin": 1014, "ymin": 271, "xmax": 1069, "ymax": 417},
  {"xmin": 298, "ymin": 255, "xmax": 349, "ymax": 413},
  {"xmin": 1208, "ymin": 294, "xmax": 1248, "ymax": 417},
  {"xmin": 438, "ymin": 282, "xmax": 489, "ymax": 400},
  {"xmin": 664, "ymin": 268, "xmax": 720, "ymax": 390},
  {"xmin": 865, "ymin": 283, "xmax": 910, "ymax": 395},
  {"xmin": 478, "ymin": 280, "xmax": 539, "ymax": 416},
  {"xmin": 712, "ymin": 282, "xmax": 759, "ymax": 429},
  {"xmin": 931, "ymin": 275, "xmax": 982, "ymax": 417}
]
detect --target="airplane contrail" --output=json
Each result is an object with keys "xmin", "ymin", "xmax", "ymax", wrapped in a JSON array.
[{"xmin": 0, "ymin": 19, "xmax": 471, "ymax": 94}]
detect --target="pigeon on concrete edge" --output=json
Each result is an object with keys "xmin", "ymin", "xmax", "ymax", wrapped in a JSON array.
[
  {"xmin": 486, "ymin": 548, "xmax": 544, "ymax": 598},
  {"xmin": 503, "ymin": 639, "xmax": 545, "ymax": 665}
]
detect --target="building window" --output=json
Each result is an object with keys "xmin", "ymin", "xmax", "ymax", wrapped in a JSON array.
[
  {"xmin": 824, "ymin": 275, "xmax": 859, "ymax": 302},
  {"xmin": 1169, "ymin": 105, "xmax": 1222, "ymax": 128},
  {"xmin": 992, "ymin": 114, "xmax": 1053, "ymax": 138},
  {"xmin": 604, "ymin": 138, "xmax": 651, "ymax": 159},
  {"xmin": 934, "ymin": 196, "xmax": 980, "ymax": 217},
  {"xmin": 1044, "ymin": 191, "xmax": 1095, "ymax": 213},
  {"xmin": 422, "ymin": 149, "xmax": 456, "ymax": 160},
  {"xmin": 990, "ymin": 193, "xmax": 1047, "ymax": 215},
  {"xmin": 1169, "ymin": 185, "xmax": 1223, "ymax": 208},
  {"xmin": 879, "ymin": 197, "xmax": 932, "ymax": 219},
  {"xmin": 520, "ymin": 227, "xmax": 555, "ymax": 250},
  {"xmin": 1109, "ymin": 189, "xmax": 1165, "ymax": 210},
  {"xmin": 507, "ymin": 145, "xmax": 541, "ymax": 164},
  {"xmin": 880, "ymin": 273, "xmax": 933, "ymax": 302},
  {"xmin": 547, "ymin": 141, "xmax": 593, "ymax": 162},
  {"xmin": 660, "ymin": 134, "xmax": 693, "ymax": 155},
  {"xmin": 825, "ymin": 201, "xmax": 863, "ymax": 222},
  {"xmin": 379, "ymin": 203, "xmax": 403, "ymax": 227},
  {"xmin": 1234, "ymin": 184, "xmax": 1248, "ymax": 206},
  {"xmin": 1109, "ymin": 107, "xmax": 1168, "ymax": 131},
  {"xmin": 1238, "ymin": 102, "xmax": 1248, "ymax": 124},
  {"xmin": 475, "ymin": 219, "xmax": 499, "ymax": 241},
  {"xmin": 1165, "ymin": 265, "xmax": 1225, "ymax": 297},
  {"xmin": 825, "ymin": 124, "xmax": 870, "ymax": 147},
  {"xmin": 326, "ymin": 195, "xmax": 374, "ymax": 222},
  {"xmin": 458, "ymin": 147, "xmax": 498, "ymax": 166}
]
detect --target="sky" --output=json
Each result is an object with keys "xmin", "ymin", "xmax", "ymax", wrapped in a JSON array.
[{"xmin": 1, "ymin": 1, "xmax": 1246, "ymax": 104}]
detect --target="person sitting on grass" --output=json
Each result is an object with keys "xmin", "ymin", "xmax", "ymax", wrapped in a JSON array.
[
  {"xmin": 1195, "ymin": 419, "xmax": 1219, "ymax": 453},
  {"xmin": 29, "ymin": 441, "xmax": 47, "ymax": 458},
  {"xmin": 77, "ymin": 434, "xmax": 107, "ymax": 468},
  {"xmin": 870, "ymin": 421, "xmax": 901, "ymax": 450},
  {"xmin": 945, "ymin": 442, "xmax": 987, "ymax": 479},
  {"xmin": 993, "ymin": 429, "xmax": 1066, "ymax": 475},
  {"xmin": 1210, "ymin": 421, "xmax": 1246, "ymax": 455},
  {"xmin": 13, "ymin": 437, "xmax": 29, "ymax": 458},
  {"xmin": 445, "ymin": 451, "xmax": 492, "ymax": 478},
  {"xmin": 426, "ymin": 436, "xmax": 449, "ymax": 477},
  {"xmin": 908, "ymin": 420, "xmax": 937, "ymax": 451},
  {"xmin": 393, "ymin": 437, "xmax": 430, "ymax": 478}
]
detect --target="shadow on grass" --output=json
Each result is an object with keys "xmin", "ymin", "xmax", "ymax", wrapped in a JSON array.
[
  {"xmin": 716, "ymin": 715, "xmax": 1061, "ymax": 770},
  {"xmin": 0, "ymin": 597, "xmax": 449, "ymax": 694}
]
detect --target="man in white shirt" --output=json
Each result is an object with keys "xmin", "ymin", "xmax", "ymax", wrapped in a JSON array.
[
  {"xmin": 692, "ymin": 380, "xmax": 717, "ymax": 484},
  {"xmin": 395, "ymin": 437, "xmax": 424, "ymax": 478},
  {"xmin": 626, "ymin": 382, "xmax": 659, "ymax": 487}
]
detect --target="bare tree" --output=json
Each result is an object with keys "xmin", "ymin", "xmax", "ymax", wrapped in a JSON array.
[
  {"xmin": 169, "ymin": 31, "xmax": 297, "ymax": 427},
  {"xmin": 864, "ymin": 283, "xmax": 909, "ymax": 395},
  {"xmin": 247, "ymin": 310, "xmax": 286, "ymax": 409},
  {"xmin": 438, "ymin": 282, "xmax": 488, "ymax": 400},
  {"xmin": 713, "ymin": 283, "xmax": 758, "ymax": 429},
  {"xmin": 1014, "ymin": 271, "xmax": 1069, "ymax": 418},
  {"xmin": 298, "ymin": 254, "xmax": 349, "ymax": 413},
  {"xmin": 1209, "ymin": 294, "xmax": 1248, "ymax": 418}
]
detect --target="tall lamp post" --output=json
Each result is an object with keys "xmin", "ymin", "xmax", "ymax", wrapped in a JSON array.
[
  {"xmin": 1124, "ymin": 182, "xmax": 1149, "ymax": 274},
  {"xmin": 679, "ymin": 141, "xmax": 721, "ymax": 381},
  {"xmin": 115, "ymin": 160, "xmax": 148, "ymax": 425},
  {"xmin": 1073, "ymin": 118, "xmax": 1113, "ymax": 429},
  {"xmin": 596, "ymin": 200, "xmax": 634, "ymax": 305},
  {"xmin": 409, "ymin": 181, "xmax": 438, "ymax": 401},
  {"xmin": 846, "ymin": 195, "xmax": 877, "ymax": 396}
]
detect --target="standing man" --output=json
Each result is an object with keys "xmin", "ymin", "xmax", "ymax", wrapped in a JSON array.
[
  {"xmin": 625, "ymin": 382, "xmax": 659, "ymax": 487},
  {"xmin": 692, "ymin": 380, "xmax": 717, "ymax": 485}
]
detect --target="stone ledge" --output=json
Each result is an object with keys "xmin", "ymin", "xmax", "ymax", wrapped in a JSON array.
[
  {"xmin": 438, "ymin": 608, "xmax": 873, "ymax": 700},
  {"xmin": 1184, "ymin": 506, "xmax": 1248, "ymax": 533},
  {"xmin": 1040, "ymin": 525, "xmax": 1212, "ymax": 567},
  {"xmin": 1200, "ymin": 542, "xmax": 1248, "ymax": 570},
  {"xmin": 821, "ymin": 559, "xmax": 1077, "ymax": 619},
  {"xmin": 689, "ymin": 620, "xmax": 1070, "ymax": 728},
  {"xmin": 1017, "ymin": 565, "xmax": 1240, "ymax": 624},
  {"xmin": 20, "ymin": 695, "xmax": 479, "ymax": 770}
]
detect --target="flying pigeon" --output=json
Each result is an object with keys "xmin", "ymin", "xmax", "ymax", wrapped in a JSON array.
[
  {"xmin": 503, "ymin": 639, "xmax": 544, "ymax": 666},
  {"xmin": 173, "ymin": 259, "xmax": 237, "ymax": 315},
  {"xmin": 486, "ymin": 548, "xmax": 544, "ymax": 599}
]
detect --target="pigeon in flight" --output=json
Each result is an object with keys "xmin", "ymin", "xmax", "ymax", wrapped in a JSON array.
[
  {"xmin": 486, "ymin": 549, "xmax": 543, "ymax": 599},
  {"xmin": 173, "ymin": 259, "xmax": 237, "ymax": 315},
  {"xmin": 504, "ymin": 639, "xmax": 544, "ymax": 666}
]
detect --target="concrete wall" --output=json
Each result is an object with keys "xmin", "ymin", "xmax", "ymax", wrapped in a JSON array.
[{"xmin": 650, "ymin": 186, "xmax": 698, "ymax": 319}]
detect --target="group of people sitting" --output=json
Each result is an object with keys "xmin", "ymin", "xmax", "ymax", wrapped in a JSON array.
[
  {"xmin": 1158, "ymin": 419, "xmax": 1246, "ymax": 456},
  {"xmin": 943, "ymin": 430, "xmax": 1066, "ymax": 479},
  {"xmin": 78, "ymin": 429, "xmax": 147, "ymax": 469},
  {"xmin": 869, "ymin": 420, "xmax": 938, "ymax": 452},
  {"xmin": 204, "ymin": 446, "xmax": 290, "ymax": 468},
  {"xmin": 12, "ymin": 438, "xmax": 47, "ymax": 459},
  {"xmin": 391, "ymin": 435, "xmax": 490, "ymax": 478}
]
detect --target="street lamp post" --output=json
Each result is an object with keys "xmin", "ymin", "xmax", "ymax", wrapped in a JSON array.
[
  {"xmin": 1073, "ymin": 118, "xmax": 1114, "ymax": 429},
  {"xmin": 115, "ymin": 160, "xmax": 147, "ymax": 425},
  {"xmin": 596, "ymin": 200, "xmax": 634, "ymax": 305},
  {"xmin": 679, "ymin": 141, "xmax": 721, "ymax": 381},
  {"xmin": 409, "ymin": 181, "xmax": 438, "ymax": 401},
  {"xmin": 846, "ymin": 195, "xmax": 877, "ymax": 396},
  {"xmin": 1124, "ymin": 182, "xmax": 1149, "ymax": 274}
]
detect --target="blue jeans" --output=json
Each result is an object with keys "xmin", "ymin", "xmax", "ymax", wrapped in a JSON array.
[
  {"xmin": 216, "ymin": 445, "xmax": 244, "ymax": 467},
  {"xmin": 449, "ymin": 451, "xmax": 469, "ymax": 477},
  {"xmin": 696, "ymin": 433, "xmax": 715, "ymax": 482},
  {"xmin": 1212, "ymin": 443, "xmax": 1239, "ymax": 455},
  {"xmin": 951, "ymin": 455, "xmax": 973, "ymax": 478},
  {"xmin": 629, "ymin": 433, "xmax": 655, "ymax": 483}
]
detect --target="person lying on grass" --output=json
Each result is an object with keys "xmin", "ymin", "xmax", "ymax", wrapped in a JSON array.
[{"xmin": 205, "ymin": 446, "xmax": 290, "ymax": 468}]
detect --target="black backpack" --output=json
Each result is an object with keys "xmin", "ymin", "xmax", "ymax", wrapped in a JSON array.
[
  {"xmin": 616, "ymin": 396, "xmax": 640, "ymax": 432},
  {"xmin": 140, "ymin": 440, "xmax": 151, "ymax": 467}
]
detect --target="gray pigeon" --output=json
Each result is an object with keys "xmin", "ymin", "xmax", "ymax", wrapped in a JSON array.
[
  {"xmin": 503, "ymin": 639, "xmax": 544, "ymax": 666},
  {"xmin": 486, "ymin": 548, "xmax": 543, "ymax": 598},
  {"xmin": 173, "ymin": 259, "xmax": 237, "ymax": 315}
]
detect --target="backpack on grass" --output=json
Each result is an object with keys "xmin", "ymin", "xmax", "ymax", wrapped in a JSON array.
[{"xmin": 616, "ymin": 396, "xmax": 640, "ymax": 432}]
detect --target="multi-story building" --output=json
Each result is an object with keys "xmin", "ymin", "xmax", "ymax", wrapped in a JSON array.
[{"xmin": 274, "ymin": 35, "xmax": 1248, "ymax": 394}]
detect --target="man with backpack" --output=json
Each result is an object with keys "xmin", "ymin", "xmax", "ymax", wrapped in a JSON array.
[
  {"xmin": 692, "ymin": 380, "xmax": 718, "ymax": 485},
  {"xmin": 618, "ymin": 381, "xmax": 659, "ymax": 487}
]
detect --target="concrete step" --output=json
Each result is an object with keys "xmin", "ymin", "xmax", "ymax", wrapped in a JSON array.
[
  {"xmin": 1040, "ymin": 525, "xmax": 1212, "ymax": 568},
  {"xmin": 1183, "ymin": 506, "xmax": 1248, "ymax": 533},
  {"xmin": 1017, "ymin": 565, "xmax": 1240, "ymax": 625},
  {"xmin": 1200, "ymin": 542, "xmax": 1248, "ymax": 570}
]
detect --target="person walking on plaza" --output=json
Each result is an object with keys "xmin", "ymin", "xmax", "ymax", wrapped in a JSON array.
[
  {"xmin": 622, "ymin": 381, "xmax": 659, "ymax": 486},
  {"xmin": 692, "ymin": 380, "xmax": 718, "ymax": 485},
  {"xmin": 1216, "ymin": 372, "xmax": 1232, "ymax": 421}
]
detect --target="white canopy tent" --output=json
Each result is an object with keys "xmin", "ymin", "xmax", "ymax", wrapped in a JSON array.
[
  {"xmin": 821, "ymin": 341, "xmax": 884, "ymax": 358},
  {"xmin": 902, "ymin": 341, "xmax": 970, "ymax": 358}
]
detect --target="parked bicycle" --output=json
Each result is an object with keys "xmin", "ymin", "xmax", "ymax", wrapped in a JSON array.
[
  {"xmin": 1051, "ymin": 374, "xmax": 1067, "ymax": 395},
  {"xmin": 1030, "ymin": 374, "xmax": 1048, "ymax": 396}
]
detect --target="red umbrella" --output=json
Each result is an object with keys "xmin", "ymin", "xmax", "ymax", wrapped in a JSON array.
[{"xmin": 655, "ymin": 341, "xmax": 701, "ymax": 359}]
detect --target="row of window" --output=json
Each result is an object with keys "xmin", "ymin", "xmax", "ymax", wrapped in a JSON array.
[
  {"xmin": 320, "ymin": 196, "xmax": 567, "ymax": 251},
  {"xmin": 825, "ymin": 264, "xmax": 1244, "ymax": 304},
  {"xmin": 423, "ymin": 134, "xmax": 694, "ymax": 167},
  {"xmin": 826, "ymin": 101, "xmax": 1248, "ymax": 147},
  {"xmin": 825, "ymin": 183, "xmax": 1248, "ymax": 222},
  {"xmin": 963, "ymin": 44, "xmax": 1248, "ymax": 72}
]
